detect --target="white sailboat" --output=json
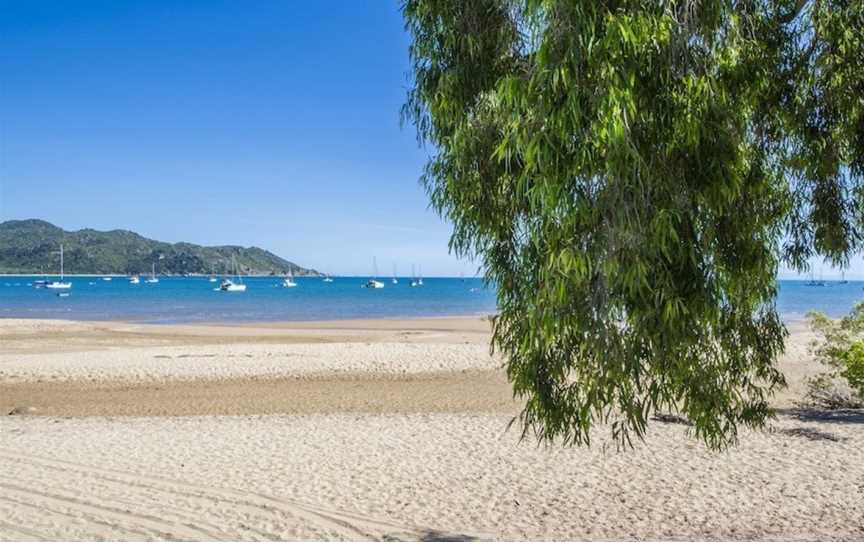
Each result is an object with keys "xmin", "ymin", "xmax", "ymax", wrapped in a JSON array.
[
  {"xmin": 417, "ymin": 265, "xmax": 424, "ymax": 286},
  {"xmin": 129, "ymin": 274, "xmax": 140, "ymax": 284},
  {"xmin": 364, "ymin": 257, "xmax": 385, "ymax": 289},
  {"xmin": 392, "ymin": 264, "xmax": 399, "ymax": 284},
  {"xmin": 410, "ymin": 264, "xmax": 418, "ymax": 287},
  {"xmin": 145, "ymin": 262, "xmax": 159, "ymax": 283},
  {"xmin": 283, "ymin": 269, "xmax": 297, "ymax": 288},
  {"xmin": 46, "ymin": 245, "xmax": 72, "ymax": 290},
  {"xmin": 102, "ymin": 276, "xmax": 112, "ymax": 281},
  {"xmin": 218, "ymin": 257, "xmax": 247, "ymax": 292},
  {"xmin": 323, "ymin": 274, "xmax": 334, "ymax": 283}
]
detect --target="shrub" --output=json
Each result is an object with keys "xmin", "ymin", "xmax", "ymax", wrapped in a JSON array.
[{"xmin": 806, "ymin": 304, "xmax": 864, "ymax": 408}]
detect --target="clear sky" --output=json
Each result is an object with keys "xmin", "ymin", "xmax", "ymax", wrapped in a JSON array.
[
  {"xmin": 0, "ymin": 0, "xmax": 483, "ymax": 277},
  {"xmin": 0, "ymin": 1, "xmax": 860, "ymax": 278}
]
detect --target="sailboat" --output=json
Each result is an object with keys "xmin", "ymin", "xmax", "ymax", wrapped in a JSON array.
[
  {"xmin": 323, "ymin": 274, "xmax": 334, "ymax": 283},
  {"xmin": 283, "ymin": 269, "xmax": 298, "ymax": 288},
  {"xmin": 145, "ymin": 262, "xmax": 159, "ymax": 283},
  {"xmin": 218, "ymin": 257, "xmax": 247, "ymax": 292},
  {"xmin": 46, "ymin": 245, "xmax": 72, "ymax": 290},
  {"xmin": 209, "ymin": 268, "xmax": 217, "ymax": 283},
  {"xmin": 417, "ymin": 265, "xmax": 424, "ymax": 286},
  {"xmin": 410, "ymin": 264, "xmax": 418, "ymax": 287},
  {"xmin": 806, "ymin": 270, "xmax": 825, "ymax": 286},
  {"xmin": 392, "ymin": 263, "xmax": 398, "ymax": 284},
  {"xmin": 364, "ymin": 257, "xmax": 385, "ymax": 289},
  {"xmin": 129, "ymin": 274, "xmax": 140, "ymax": 284},
  {"xmin": 840, "ymin": 271, "xmax": 849, "ymax": 284}
]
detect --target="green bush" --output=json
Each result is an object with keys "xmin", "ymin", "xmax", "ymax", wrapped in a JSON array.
[{"xmin": 806, "ymin": 304, "xmax": 864, "ymax": 408}]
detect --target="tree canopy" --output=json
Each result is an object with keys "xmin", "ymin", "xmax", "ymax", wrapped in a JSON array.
[{"xmin": 402, "ymin": 0, "xmax": 864, "ymax": 449}]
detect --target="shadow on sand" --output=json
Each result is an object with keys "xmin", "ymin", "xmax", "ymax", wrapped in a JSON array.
[
  {"xmin": 772, "ymin": 426, "xmax": 847, "ymax": 442},
  {"xmin": 778, "ymin": 408, "xmax": 864, "ymax": 425},
  {"xmin": 417, "ymin": 532, "xmax": 482, "ymax": 542}
]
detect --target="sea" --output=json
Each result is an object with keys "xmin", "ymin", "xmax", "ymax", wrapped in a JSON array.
[{"xmin": 0, "ymin": 276, "xmax": 861, "ymax": 324}]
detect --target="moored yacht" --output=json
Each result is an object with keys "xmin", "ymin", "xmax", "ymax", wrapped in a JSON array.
[
  {"xmin": 219, "ymin": 278, "xmax": 246, "ymax": 292},
  {"xmin": 145, "ymin": 262, "xmax": 159, "ymax": 283},
  {"xmin": 364, "ymin": 257, "xmax": 385, "ymax": 288},
  {"xmin": 217, "ymin": 257, "xmax": 246, "ymax": 292},
  {"xmin": 45, "ymin": 245, "xmax": 72, "ymax": 290}
]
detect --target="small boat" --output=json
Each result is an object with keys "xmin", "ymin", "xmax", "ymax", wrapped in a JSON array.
[
  {"xmin": 418, "ymin": 265, "xmax": 423, "ymax": 286},
  {"xmin": 840, "ymin": 271, "xmax": 849, "ymax": 284},
  {"xmin": 364, "ymin": 257, "xmax": 385, "ymax": 289},
  {"xmin": 392, "ymin": 264, "xmax": 398, "ymax": 285},
  {"xmin": 806, "ymin": 271, "xmax": 825, "ymax": 286},
  {"xmin": 57, "ymin": 292, "xmax": 70, "ymax": 297},
  {"xmin": 46, "ymin": 245, "xmax": 72, "ymax": 290},
  {"xmin": 145, "ymin": 262, "xmax": 159, "ymax": 284},
  {"xmin": 218, "ymin": 257, "xmax": 246, "ymax": 292},
  {"xmin": 209, "ymin": 276, "xmax": 217, "ymax": 283},
  {"xmin": 323, "ymin": 275, "xmax": 334, "ymax": 283},
  {"xmin": 410, "ymin": 264, "xmax": 418, "ymax": 287},
  {"xmin": 102, "ymin": 277, "xmax": 112, "ymax": 281},
  {"xmin": 129, "ymin": 275, "xmax": 140, "ymax": 284},
  {"xmin": 218, "ymin": 278, "xmax": 247, "ymax": 292},
  {"xmin": 283, "ymin": 270, "xmax": 297, "ymax": 288}
]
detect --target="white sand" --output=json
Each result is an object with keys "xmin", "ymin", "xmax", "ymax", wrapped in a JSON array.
[
  {"xmin": 2, "ymin": 317, "xmax": 862, "ymax": 541},
  {"xmin": 0, "ymin": 342, "xmax": 497, "ymax": 383},
  {"xmin": 2, "ymin": 413, "xmax": 862, "ymax": 541}
]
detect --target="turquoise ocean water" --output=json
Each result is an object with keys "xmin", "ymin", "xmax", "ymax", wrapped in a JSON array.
[{"xmin": 0, "ymin": 276, "xmax": 861, "ymax": 324}]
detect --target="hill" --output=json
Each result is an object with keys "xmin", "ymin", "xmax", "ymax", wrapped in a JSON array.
[{"xmin": 0, "ymin": 219, "xmax": 321, "ymax": 276}]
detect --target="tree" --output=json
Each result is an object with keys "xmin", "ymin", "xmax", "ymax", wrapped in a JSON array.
[{"xmin": 402, "ymin": 0, "xmax": 864, "ymax": 449}]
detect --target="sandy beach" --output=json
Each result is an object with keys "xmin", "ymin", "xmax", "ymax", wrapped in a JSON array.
[{"xmin": 1, "ymin": 317, "xmax": 862, "ymax": 541}]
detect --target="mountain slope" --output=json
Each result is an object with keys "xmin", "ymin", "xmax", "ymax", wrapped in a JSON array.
[{"xmin": 0, "ymin": 219, "xmax": 321, "ymax": 276}]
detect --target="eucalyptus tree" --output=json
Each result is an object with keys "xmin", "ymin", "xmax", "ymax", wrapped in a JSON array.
[{"xmin": 402, "ymin": 0, "xmax": 863, "ymax": 449}]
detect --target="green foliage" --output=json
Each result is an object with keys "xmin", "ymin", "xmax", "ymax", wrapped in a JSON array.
[
  {"xmin": 402, "ymin": 0, "xmax": 863, "ymax": 449},
  {"xmin": 0, "ymin": 220, "xmax": 317, "ymax": 276},
  {"xmin": 807, "ymin": 304, "xmax": 864, "ymax": 405}
]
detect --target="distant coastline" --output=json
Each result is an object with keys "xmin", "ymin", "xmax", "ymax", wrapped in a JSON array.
[
  {"xmin": 0, "ymin": 273, "xmax": 317, "ymax": 278},
  {"xmin": 0, "ymin": 219, "xmax": 322, "ymax": 276}
]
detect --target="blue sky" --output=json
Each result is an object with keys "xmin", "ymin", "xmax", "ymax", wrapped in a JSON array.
[
  {"xmin": 0, "ymin": 1, "xmax": 860, "ymax": 278},
  {"xmin": 0, "ymin": 1, "xmax": 481, "ymax": 277}
]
